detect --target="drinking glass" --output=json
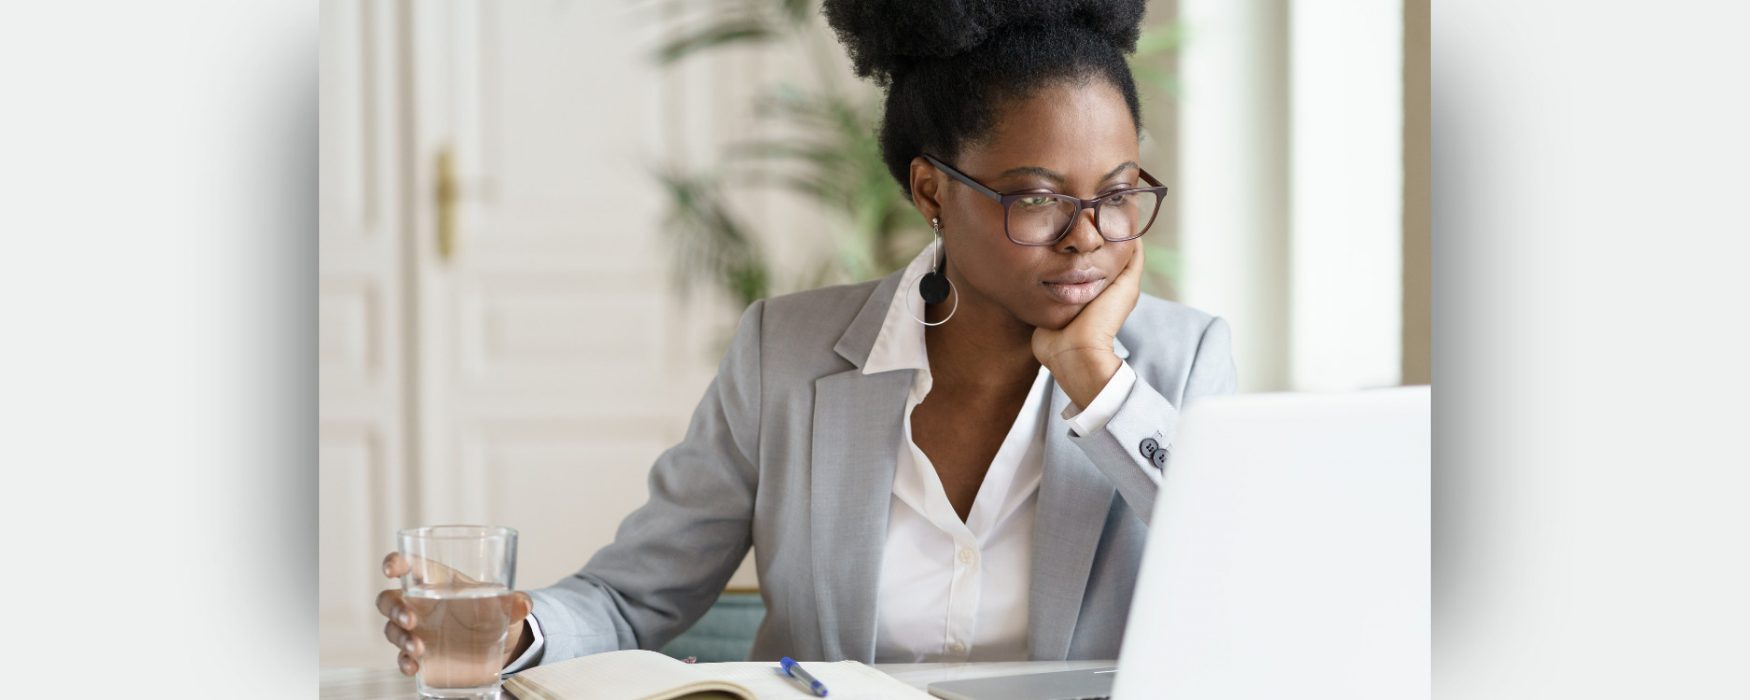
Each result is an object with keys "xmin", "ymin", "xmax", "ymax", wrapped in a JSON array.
[{"xmin": 397, "ymin": 525, "xmax": 519, "ymax": 700}]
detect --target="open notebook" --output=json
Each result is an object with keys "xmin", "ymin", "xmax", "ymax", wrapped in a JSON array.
[{"xmin": 503, "ymin": 649, "xmax": 933, "ymax": 700}]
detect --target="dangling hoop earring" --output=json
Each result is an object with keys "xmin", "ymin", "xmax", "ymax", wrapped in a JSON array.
[{"xmin": 909, "ymin": 217, "xmax": 958, "ymax": 326}]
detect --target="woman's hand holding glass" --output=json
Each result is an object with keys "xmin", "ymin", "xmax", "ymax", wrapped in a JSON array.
[{"xmin": 375, "ymin": 551, "xmax": 534, "ymax": 679}]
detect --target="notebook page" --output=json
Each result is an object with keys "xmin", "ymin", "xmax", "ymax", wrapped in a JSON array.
[
  {"xmin": 701, "ymin": 661, "xmax": 935, "ymax": 699},
  {"xmin": 503, "ymin": 649, "xmax": 753, "ymax": 700}
]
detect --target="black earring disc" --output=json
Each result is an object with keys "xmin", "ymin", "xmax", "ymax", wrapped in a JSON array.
[{"xmin": 919, "ymin": 272, "xmax": 950, "ymax": 304}]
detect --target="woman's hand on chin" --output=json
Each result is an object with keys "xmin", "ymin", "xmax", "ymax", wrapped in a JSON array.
[{"xmin": 1031, "ymin": 243, "xmax": 1144, "ymax": 409}]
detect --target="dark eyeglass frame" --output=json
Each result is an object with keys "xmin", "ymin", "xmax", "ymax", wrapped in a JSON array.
[{"xmin": 922, "ymin": 153, "xmax": 1170, "ymax": 246}]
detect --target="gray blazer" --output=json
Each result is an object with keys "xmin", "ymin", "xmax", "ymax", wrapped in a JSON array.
[{"xmin": 527, "ymin": 267, "xmax": 1237, "ymax": 664}]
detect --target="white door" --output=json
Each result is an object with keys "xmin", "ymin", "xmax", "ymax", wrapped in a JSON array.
[
  {"xmin": 402, "ymin": 0, "xmax": 738, "ymax": 589},
  {"xmin": 320, "ymin": 0, "xmax": 756, "ymax": 668}
]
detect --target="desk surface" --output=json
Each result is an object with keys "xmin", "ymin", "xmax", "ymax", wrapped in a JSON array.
[{"xmin": 321, "ymin": 660, "xmax": 1117, "ymax": 699}]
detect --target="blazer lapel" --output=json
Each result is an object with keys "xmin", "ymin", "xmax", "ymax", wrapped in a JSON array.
[
  {"xmin": 809, "ymin": 269, "xmax": 908, "ymax": 662},
  {"xmin": 809, "ymin": 367, "xmax": 909, "ymax": 662},
  {"xmin": 1028, "ymin": 350, "xmax": 1125, "ymax": 659}
]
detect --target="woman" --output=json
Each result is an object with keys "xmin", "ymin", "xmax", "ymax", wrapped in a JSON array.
[{"xmin": 376, "ymin": 0, "xmax": 1236, "ymax": 672}]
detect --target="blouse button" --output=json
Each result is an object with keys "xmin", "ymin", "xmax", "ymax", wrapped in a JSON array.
[
  {"xmin": 959, "ymin": 547, "xmax": 976, "ymax": 564},
  {"xmin": 949, "ymin": 641, "xmax": 967, "ymax": 654}
]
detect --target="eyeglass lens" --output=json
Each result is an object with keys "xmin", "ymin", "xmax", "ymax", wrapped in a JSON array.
[{"xmin": 1007, "ymin": 190, "xmax": 1163, "ymax": 244}]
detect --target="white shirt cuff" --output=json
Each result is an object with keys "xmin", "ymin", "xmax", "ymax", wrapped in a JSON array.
[
  {"xmin": 501, "ymin": 612, "xmax": 545, "ymax": 674},
  {"xmin": 1060, "ymin": 361, "xmax": 1137, "ymax": 437}
]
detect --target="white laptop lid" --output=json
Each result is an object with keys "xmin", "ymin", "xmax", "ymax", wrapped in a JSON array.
[{"xmin": 1111, "ymin": 387, "xmax": 1430, "ymax": 700}]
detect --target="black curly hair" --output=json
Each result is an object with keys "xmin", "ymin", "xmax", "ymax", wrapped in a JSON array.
[{"xmin": 822, "ymin": 0, "xmax": 1148, "ymax": 199}]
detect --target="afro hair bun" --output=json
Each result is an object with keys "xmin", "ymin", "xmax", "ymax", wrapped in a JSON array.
[{"xmin": 822, "ymin": 0, "xmax": 1147, "ymax": 86}]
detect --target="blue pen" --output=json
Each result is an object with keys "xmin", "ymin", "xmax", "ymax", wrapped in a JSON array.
[{"xmin": 779, "ymin": 656, "xmax": 830, "ymax": 697}]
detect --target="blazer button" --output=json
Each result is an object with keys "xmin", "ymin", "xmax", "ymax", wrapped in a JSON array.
[
  {"xmin": 1139, "ymin": 437, "xmax": 1160, "ymax": 460},
  {"xmin": 1151, "ymin": 446, "xmax": 1169, "ymax": 469}
]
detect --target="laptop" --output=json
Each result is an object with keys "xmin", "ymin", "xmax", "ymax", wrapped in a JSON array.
[{"xmin": 927, "ymin": 387, "xmax": 1431, "ymax": 700}]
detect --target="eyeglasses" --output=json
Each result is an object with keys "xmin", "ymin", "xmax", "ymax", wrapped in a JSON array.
[{"xmin": 922, "ymin": 153, "xmax": 1169, "ymax": 246}]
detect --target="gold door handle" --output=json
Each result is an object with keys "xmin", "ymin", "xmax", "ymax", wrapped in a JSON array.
[{"xmin": 435, "ymin": 147, "xmax": 459, "ymax": 262}]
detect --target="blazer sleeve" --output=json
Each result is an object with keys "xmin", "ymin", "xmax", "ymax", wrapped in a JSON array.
[
  {"xmin": 523, "ymin": 299, "xmax": 765, "ymax": 665},
  {"xmin": 1065, "ymin": 315, "xmax": 1238, "ymax": 525}
]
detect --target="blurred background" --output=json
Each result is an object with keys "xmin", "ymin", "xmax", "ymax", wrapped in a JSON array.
[{"xmin": 319, "ymin": 0, "xmax": 1428, "ymax": 667}]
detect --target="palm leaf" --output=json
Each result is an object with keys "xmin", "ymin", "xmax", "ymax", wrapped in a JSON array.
[
  {"xmin": 652, "ymin": 20, "xmax": 779, "ymax": 65},
  {"xmin": 650, "ymin": 166, "xmax": 770, "ymax": 307},
  {"xmin": 778, "ymin": 0, "xmax": 812, "ymax": 24}
]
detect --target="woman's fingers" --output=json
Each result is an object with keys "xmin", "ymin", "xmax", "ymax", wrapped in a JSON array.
[
  {"xmin": 1102, "ymin": 241, "xmax": 1145, "ymax": 299},
  {"xmin": 510, "ymin": 591, "xmax": 533, "ymax": 619},
  {"xmin": 385, "ymin": 552, "xmax": 455, "ymax": 584},
  {"xmin": 1119, "ymin": 241, "xmax": 1146, "ymax": 285},
  {"xmin": 376, "ymin": 588, "xmax": 416, "ymax": 630},
  {"xmin": 384, "ymin": 620, "xmax": 424, "ymax": 658},
  {"xmin": 385, "ymin": 551, "xmax": 483, "ymax": 587},
  {"xmin": 1078, "ymin": 243, "xmax": 1145, "ymax": 333},
  {"xmin": 397, "ymin": 650, "xmax": 420, "ymax": 676},
  {"xmin": 382, "ymin": 552, "xmax": 409, "ymax": 578}
]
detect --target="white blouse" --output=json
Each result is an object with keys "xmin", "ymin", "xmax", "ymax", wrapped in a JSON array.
[{"xmin": 863, "ymin": 247, "xmax": 1139, "ymax": 663}]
